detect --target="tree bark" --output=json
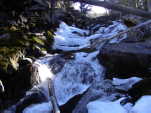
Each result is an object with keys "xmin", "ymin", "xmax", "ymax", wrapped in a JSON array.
[
  {"xmin": 70, "ymin": 0, "xmax": 151, "ymax": 18},
  {"xmin": 48, "ymin": 78, "xmax": 60, "ymax": 113},
  {"xmin": 147, "ymin": 0, "xmax": 151, "ymax": 12}
]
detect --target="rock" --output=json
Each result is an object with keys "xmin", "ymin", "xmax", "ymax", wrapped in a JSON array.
[
  {"xmin": 15, "ymin": 92, "xmax": 47, "ymax": 113},
  {"xmin": 13, "ymin": 58, "xmax": 41, "ymax": 96},
  {"xmin": 72, "ymin": 80, "xmax": 116, "ymax": 113},
  {"xmin": 26, "ymin": 46, "xmax": 46, "ymax": 58},
  {"xmin": 0, "ymin": 58, "xmax": 41, "ymax": 110},
  {"xmin": 128, "ymin": 78, "xmax": 151, "ymax": 103},
  {"xmin": 99, "ymin": 40, "xmax": 151, "ymax": 78}
]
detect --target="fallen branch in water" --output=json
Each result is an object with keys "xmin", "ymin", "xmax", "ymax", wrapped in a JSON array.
[{"xmin": 48, "ymin": 78, "xmax": 60, "ymax": 113}]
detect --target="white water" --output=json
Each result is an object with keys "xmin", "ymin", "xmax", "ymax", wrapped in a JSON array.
[
  {"xmin": 4, "ymin": 21, "xmax": 149, "ymax": 113},
  {"xmin": 21, "ymin": 21, "xmax": 128, "ymax": 113},
  {"xmin": 53, "ymin": 21, "xmax": 127, "ymax": 51}
]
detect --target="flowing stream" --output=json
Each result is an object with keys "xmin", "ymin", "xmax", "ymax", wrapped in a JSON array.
[{"xmin": 4, "ymin": 21, "xmax": 148, "ymax": 113}]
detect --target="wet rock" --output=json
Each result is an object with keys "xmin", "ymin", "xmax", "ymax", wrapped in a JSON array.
[
  {"xmin": 60, "ymin": 93, "xmax": 84, "ymax": 113},
  {"xmin": 12, "ymin": 58, "xmax": 40, "ymax": 97},
  {"xmin": 4, "ymin": 58, "xmax": 33, "ymax": 99},
  {"xmin": 0, "ymin": 58, "xmax": 41, "ymax": 110},
  {"xmin": 48, "ymin": 55, "xmax": 67, "ymax": 74},
  {"xmin": 72, "ymin": 80, "xmax": 116, "ymax": 113},
  {"xmin": 26, "ymin": 46, "xmax": 46, "ymax": 58},
  {"xmin": 15, "ymin": 92, "xmax": 47, "ymax": 113},
  {"xmin": 2, "ymin": 90, "xmax": 47, "ymax": 113},
  {"xmin": 128, "ymin": 78, "xmax": 151, "ymax": 103},
  {"xmin": 99, "ymin": 40, "xmax": 151, "ymax": 78}
]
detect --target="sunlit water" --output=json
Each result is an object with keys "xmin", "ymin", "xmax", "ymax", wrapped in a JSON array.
[{"xmin": 72, "ymin": 2, "xmax": 110, "ymax": 17}]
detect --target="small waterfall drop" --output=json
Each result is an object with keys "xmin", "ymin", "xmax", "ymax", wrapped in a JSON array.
[{"xmin": 3, "ymin": 21, "xmax": 128, "ymax": 113}]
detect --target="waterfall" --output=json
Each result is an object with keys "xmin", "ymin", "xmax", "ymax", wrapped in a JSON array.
[{"xmin": 4, "ymin": 21, "xmax": 135, "ymax": 113}]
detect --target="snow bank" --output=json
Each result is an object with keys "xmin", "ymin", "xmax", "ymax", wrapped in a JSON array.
[
  {"xmin": 113, "ymin": 77, "xmax": 142, "ymax": 91},
  {"xmin": 130, "ymin": 96, "xmax": 151, "ymax": 113},
  {"xmin": 87, "ymin": 98, "xmax": 127, "ymax": 113},
  {"xmin": 23, "ymin": 102, "xmax": 52, "ymax": 113}
]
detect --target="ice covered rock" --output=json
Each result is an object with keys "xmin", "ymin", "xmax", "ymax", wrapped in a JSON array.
[{"xmin": 113, "ymin": 77, "xmax": 142, "ymax": 91}]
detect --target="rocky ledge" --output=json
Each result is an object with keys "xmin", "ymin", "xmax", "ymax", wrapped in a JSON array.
[{"xmin": 98, "ymin": 37, "xmax": 151, "ymax": 78}]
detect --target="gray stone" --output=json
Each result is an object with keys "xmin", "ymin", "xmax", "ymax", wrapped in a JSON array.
[{"xmin": 98, "ymin": 39, "xmax": 151, "ymax": 78}]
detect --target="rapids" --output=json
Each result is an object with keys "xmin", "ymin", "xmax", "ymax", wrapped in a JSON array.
[{"xmin": 4, "ymin": 21, "xmax": 146, "ymax": 113}]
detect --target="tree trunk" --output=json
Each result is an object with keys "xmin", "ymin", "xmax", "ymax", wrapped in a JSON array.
[
  {"xmin": 70, "ymin": 0, "xmax": 151, "ymax": 18},
  {"xmin": 147, "ymin": 0, "xmax": 151, "ymax": 12}
]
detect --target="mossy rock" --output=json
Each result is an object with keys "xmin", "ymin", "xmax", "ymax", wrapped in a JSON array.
[
  {"xmin": 44, "ymin": 30, "xmax": 54, "ymax": 47},
  {"xmin": 0, "ymin": 47, "xmax": 23, "ymax": 72},
  {"xmin": 0, "ymin": 26, "xmax": 54, "ymax": 73}
]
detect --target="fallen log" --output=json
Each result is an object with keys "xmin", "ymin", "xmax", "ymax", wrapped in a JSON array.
[
  {"xmin": 70, "ymin": 0, "xmax": 151, "ymax": 18},
  {"xmin": 48, "ymin": 78, "xmax": 60, "ymax": 113}
]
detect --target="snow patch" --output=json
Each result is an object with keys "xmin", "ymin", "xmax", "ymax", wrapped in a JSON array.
[
  {"xmin": 23, "ymin": 102, "xmax": 52, "ymax": 113},
  {"xmin": 87, "ymin": 98, "xmax": 127, "ymax": 113},
  {"xmin": 130, "ymin": 96, "xmax": 151, "ymax": 113},
  {"xmin": 113, "ymin": 77, "xmax": 142, "ymax": 91}
]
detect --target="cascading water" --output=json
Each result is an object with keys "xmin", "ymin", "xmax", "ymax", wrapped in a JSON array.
[{"xmin": 4, "ymin": 21, "xmax": 144, "ymax": 113}]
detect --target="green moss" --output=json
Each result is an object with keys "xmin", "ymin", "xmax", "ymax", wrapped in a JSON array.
[
  {"xmin": 0, "ymin": 27, "xmax": 28, "ymax": 72},
  {"xmin": 44, "ymin": 30, "xmax": 54, "ymax": 48},
  {"xmin": 0, "ymin": 26, "xmax": 54, "ymax": 73},
  {"xmin": 0, "ymin": 47, "xmax": 23, "ymax": 71},
  {"xmin": 31, "ymin": 36, "xmax": 45, "ymax": 46}
]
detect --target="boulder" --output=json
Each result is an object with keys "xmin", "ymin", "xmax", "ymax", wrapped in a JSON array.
[
  {"xmin": 0, "ymin": 58, "xmax": 42, "ymax": 110},
  {"xmin": 128, "ymin": 78, "xmax": 151, "ymax": 103},
  {"xmin": 98, "ymin": 39, "xmax": 151, "ymax": 78}
]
